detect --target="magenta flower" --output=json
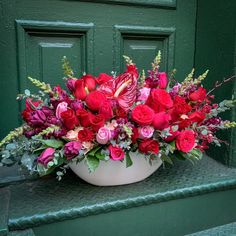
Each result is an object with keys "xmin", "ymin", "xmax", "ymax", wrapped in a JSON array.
[
  {"xmin": 108, "ymin": 145, "xmax": 125, "ymax": 161},
  {"xmin": 37, "ymin": 148, "xmax": 55, "ymax": 166},
  {"xmin": 64, "ymin": 141, "xmax": 82, "ymax": 160},
  {"xmin": 138, "ymin": 126, "xmax": 154, "ymax": 139}
]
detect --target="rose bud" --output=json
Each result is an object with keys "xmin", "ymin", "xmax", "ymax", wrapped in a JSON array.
[
  {"xmin": 152, "ymin": 112, "xmax": 170, "ymax": 130},
  {"xmin": 82, "ymin": 74, "xmax": 96, "ymax": 91},
  {"xmin": 74, "ymin": 79, "xmax": 87, "ymax": 101},
  {"xmin": 56, "ymin": 102, "xmax": 68, "ymax": 119},
  {"xmin": 96, "ymin": 73, "xmax": 113, "ymax": 85},
  {"xmin": 138, "ymin": 126, "xmax": 154, "ymax": 139},
  {"xmin": 86, "ymin": 91, "xmax": 107, "ymax": 111},
  {"xmin": 96, "ymin": 127, "xmax": 111, "ymax": 144},
  {"xmin": 108, "ymin": 145, "xmax": 125, "ymax": 161},
  {"xmin": 37, "ymin": 148, "xmax": 55, "ymax": 166},
  {"xmin": 64, "ymin": 141, "xmax": 82, "ymax": 160}
]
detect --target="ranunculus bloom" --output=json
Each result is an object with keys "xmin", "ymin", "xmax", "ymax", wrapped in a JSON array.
[
  {"xmin": 29, "ymin": 110, "xmax": 47, "ymax": 126},
  {"xmin": 99, "ymin": 100, "xmax": 113, "ymax": 120},
  {"xmin": 131, "ymin": 104, "xmax": 154, "ymax": 126},
  {"xmin": 146, "ymin": 88, "xmax": 173, "ymax": 113},
  {"xmin": 159, "ymin": 72, "xmax": 168, "ymax": 89},
  {"xmin": 85, "ymin": 91, "xmax": 107, "ymax": 111},
  {"xmin": 96, "ymin": 73, "xmax": 113, "ymax": 85},
  {"xmin": 152, "ymin": 112, "xmax": 170, "ymax": 130},
  {"xmin": 77, "ymin": 128, "xmax": 94, "ymax": 142},
  {"xmin": 189, "ymin": 111, "xmax": 206, "ymax": 123},
  {"xmin": 96, "ymin": 127, "xmax": 111, "ymax": 144},
  {"xmin": 138, "ymin": 126, "xmax": 154, "ymax": 139},
  {"xmin": 108, "ymin": 145, "xmax": 125, "ymax": 161},
  {"xmin": 139, "ymin": 139, "xmax": 159, "ymax": 154},
  {"xmin": 56, "ymin": 102, "xmax": 68, "ymax": 119},
  {"xmin": 189, "ymin": 87, "xmax": 207, "ymax": 102},
  {"xmin": 89, "ymin": 114, "xmax": 105, "ymax": 131},
  {"xmin": 74, "ymin": 79, "xmax": 87, "ymax": 101},
  {"xmin": 37, "ymin": 148, "xmax": 55, "ymax": 166},
  {"xmin": 176, "ymin": 130, "xmax": 195, "ymax": 152},
  {"xmin": 61, "ymin": 109, "xmax": 79, "ymax": 130},
  {"xmin": 82, "ymin": 74, "xmax": 96, "ymax": 91},
  {"xmin": 76, "ymin": 108, "xmax": 91, "ymax": 127},
  {"xmin": 137, "ymin": 87, "xmax": 150, "ymax": 102},
  {"xmin": 64, "ymin": 141, "xmax": 82, "ymax": 160}
]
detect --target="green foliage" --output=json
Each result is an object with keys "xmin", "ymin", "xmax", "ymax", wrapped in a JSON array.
[
  {"xmin": 39, "ymin": 139, "xmax": 64, "ymax": 149},
  {"xmin": 126, "ymin": 152, "xmax": 133, "ymax": 168},
  {"xmin": 86, "ymin": 155, "xmax": 99, "ymax": 172},
  {"xmin": 161, "ymin": 154, "xmax": 173, "ymax": 165}
]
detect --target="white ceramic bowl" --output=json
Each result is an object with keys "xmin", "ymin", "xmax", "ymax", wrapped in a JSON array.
[{"xmin": 69, "ymin": 151, "xmax": 162, "ymax": 186}]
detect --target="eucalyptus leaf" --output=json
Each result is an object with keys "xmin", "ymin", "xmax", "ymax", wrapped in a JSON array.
[
  {"xmin": 86, "ymin": 155, "xmax": 99, "ymax": 172},
  {"xmin": 1, "ymin": 158, "xmax": 14, "ymax": 165},
  {"xmin": 126, "ymin": 152, "xmax": 133, "ymax": 168},
  {"xmin": 6, "ymin": 143, "xmax": 17, "ymax": 150},
  {"xmin": 24, "ymin": 89, "xmax": 31, "ymax": 96}
]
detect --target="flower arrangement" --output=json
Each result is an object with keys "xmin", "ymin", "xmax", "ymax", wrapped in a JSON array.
[{"xmin": 0, "ymin": 51, "xmax": 235, "ymax": 181}]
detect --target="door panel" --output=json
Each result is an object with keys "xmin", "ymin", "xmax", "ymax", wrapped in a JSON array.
[{"xmin": 0, "ymin": 0, "xmax": 197, "ymax": 181}]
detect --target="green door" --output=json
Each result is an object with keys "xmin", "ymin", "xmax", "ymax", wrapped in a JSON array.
[{"xmin": 0, "ymin": 0, "xmax": 197, "ymax": 181}]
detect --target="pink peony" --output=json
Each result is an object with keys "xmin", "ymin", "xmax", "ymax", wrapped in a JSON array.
[
  {"xmin": 37, "ymin": 148, "xmax": 55, "ymax": 166},
  {"xmin": 138, "ymin": 126, "xmax": 154, "ymax": 139},
  {"xmin": 56, "ymin": 102, "xmax": 68, "ymax": 119},
  {"xmin": 96, "ymin": 127, "xmax": 111, "ymax": 144}
]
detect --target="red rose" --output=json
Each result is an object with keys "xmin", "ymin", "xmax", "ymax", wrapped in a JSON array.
[
  {"xmin": 189, "ymin": 87, "xmax": 206, "ymax": 102},
  {"xmin": 96, "ymin": 73, "xmax": 112, "ymax": 85},
  {"xmin": 131, "ymin": 127, "xmax": 139, "ymax": 143},
  {"xmin": 146, "ymin": 89, "xmax": 173, "ymax": 113},
  {"xmin": 74, "ymin": 80, "xmax": 87, "ymax": 101},
  {"xmin": 99, "ymin": 100, "xmax": 113, "ymax": 120},
  {"xmin": 76, "ymin": 108, "xmax": 91, "ymax": 127},
  {"xmin": 152, "ymin": 112, "xmax": 170, "ymax": 130},
  {"xmin": 139, "ymin": 139, "xmax": 159, "ymax": 154},
  {"xmin": 89, "ymin": 114, "xmax": 105, "ymax": 131},
  {"xmin": 61, "ymin": 109, "xmax": 79, "ymax": 130},
  {"xmin": 131, "ymin": 104, "xmax": 154, "ymax": 126},
  {"xmin": 176, "ymin": 130, "xmax": 195, "ymax": 152},
  {"xmin": 178, "ymin": 119, "xmax": 192, "ymax": 130},
  {"xmin": 108, "ymin": 145, "xmax": 125, "ymax": 161},
  {"xmin": 82, "ymin": 74, "xmax": 96, "ymax": 91},
  {"xmin": 171, "ymin": 96, "xmax": 192, "ymax": 121},
  {"xmin": 77, "ymin": 128, "xmax": 94, "ymax": 142},
  {"xmin": 116, "ymin": 106, "xmax": 128, "ymax": 118},
  {"xmin": 189, "ymin": 111, "xmax": 206, "ymax": 123},
  {"xmin": 85, "ymin": 91, "xmax": 107, "ymax": 111}
]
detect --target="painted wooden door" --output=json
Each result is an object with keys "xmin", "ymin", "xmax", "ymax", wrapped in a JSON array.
[{"xmin": 0, "ymin": 0, "xmax": 197, "ymax": 181}]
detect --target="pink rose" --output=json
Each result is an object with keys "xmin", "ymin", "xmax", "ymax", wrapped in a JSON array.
[
  {"xmin": 37, "ymin": 148, "xmax": 55, "ymax": 166},
  {"xmin": 96, "ymin": 127, "xmax": 111, "ymax": 144},
  {"xmin": 138, "ymin": 87, "xmax": 151, "ymax": 102},
  {"xmin": 56, "ymin": 102, "xmax": 68, "ymax": 119},
  {"xmin": 138, "ymin": 126, "xmax": 154, "ymax": 139},
  {"xmin": 159, "ymin": 72, "xmax": 168, "ymax": 89},
  {"xmin": 108, "ymin": 145, "xmax": 125, "ymax": 161},
  {"xmin": 152, "ymin": 112, "xmax": 170, "ymax": 130}
]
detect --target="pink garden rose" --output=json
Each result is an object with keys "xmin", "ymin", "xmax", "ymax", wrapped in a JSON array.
[
  {"xmin": 64, "ymin": 141, "xmax": 82, "ymax": 160},
  {"xmin": 96, "ymin": 127, "xmax": 111, "ymax": 144},
  {"xmin": 108, "ymin": 145, "xmax": 125, "ymax": 161},
  {"xmin": 138, "ymin": 126, "xmax": 154, "ymax": 139},
  {"xmin": 56, "ymin": 102, "xmax": 68, "ymax": 119},
  {"xmin": 37, "ymin": 148, "xmax": 55, "ymax": 166},
  {"xmin": 138, "ymin": 87, "xmax": 151, "ymax": 102}
]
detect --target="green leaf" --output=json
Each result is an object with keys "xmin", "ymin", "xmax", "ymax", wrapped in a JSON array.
[
  {"xmin": 87, "ymin": 146, "xmax": 102, "ymax": 156},
  {"xmin": 126, "ymin": 152, "xmax": 133, "ymax": 168},
  {"xmin": 161, "ymin": 154, "xmax": 173, "ymax": 165},
  {"xmin": 95, "ymin": 150, "xmax": 106, "ymax": 160},
  {"xmin": 86, "ymin": 155, "xmax": 99, "ymax": 172},
  {"xmin": 33, "ymin": 145, "xmax": 47, "ymax": 153},
  {"xmin": 39, "ymin": 139, "xmax": 64, "ymax": 149},
  {"xmin": 5, "ymin": 143, "xmax": 17, "ymax": 150}
]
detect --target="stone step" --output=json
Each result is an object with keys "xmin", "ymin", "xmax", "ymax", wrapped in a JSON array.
[{"xmin": 1, "ymin": 155, "xmax": 236, "ymax": 236}]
